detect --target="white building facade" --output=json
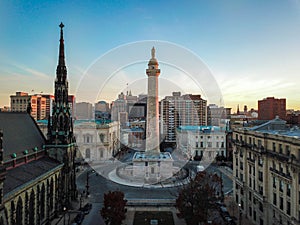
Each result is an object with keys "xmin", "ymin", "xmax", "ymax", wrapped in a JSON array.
[
  {"xmin": 177, "ymin": 126, "xmax": 226, "ymax": 160},
  {"xmin": 74, "ymin": 120, "xmax": 120, "ymax": 162}
]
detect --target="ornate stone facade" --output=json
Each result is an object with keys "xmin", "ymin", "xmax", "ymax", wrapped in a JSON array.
[
  {"xmin": 74, "ymin": 120, "xmax": 120, "ymax": 162},
  {"xmin": 233, "ymin": 117, "xmax": 300, "ymax": 225}
]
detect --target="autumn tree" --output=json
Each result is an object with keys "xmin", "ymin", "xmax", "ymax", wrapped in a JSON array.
[
  {"xmin": 100, "ymin": 191, "xmax": 127, "ymax": 225},
  {"xmin": 176, "ymin": 171, "xmax": 223, "ymax": 225}
]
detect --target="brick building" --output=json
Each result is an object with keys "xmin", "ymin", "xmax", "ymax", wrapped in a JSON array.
[{"xmin": 258, "ymin": 97, "xmax": 286, "ymax": 120}]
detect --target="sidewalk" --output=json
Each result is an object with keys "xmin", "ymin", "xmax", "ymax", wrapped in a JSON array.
[
  {"xmin": 51, "ymin": 167, "xmax": 91, "ymax": 225},
  {"xmin": 224, "ymin": 196, "xmax": 255, "ymax": 225},
  {"xmin": 123, "ymin": 206, "xmax": 186, "ymax": 225},
  {"xmin": 218, "ymin": 166, "xmax": 233, "ymax": 180},
  {"xmin": 50, "ymin": 197, "xmax": 90, "ymax": 225}
]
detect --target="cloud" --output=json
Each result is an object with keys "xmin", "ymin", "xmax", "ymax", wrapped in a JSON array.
[
  {"xmin": 217, "ymin": 72, "xmax": 297, "ymax": 109},
  {"xmin": 21, "ymin": 67, "xmax": 50, "ymax": 79},
  {"xmin": 0, "ymin": 60, "xmax": 50, "ymax": 80}
]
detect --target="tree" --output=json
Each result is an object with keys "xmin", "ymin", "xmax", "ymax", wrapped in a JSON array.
[
  {"xmin": 100, "ymin": 191, "xmax": 127, "ymax": 225},
  {"xmin": 176, "ymin": 171, "xmax": 222, "ymax": 225}
]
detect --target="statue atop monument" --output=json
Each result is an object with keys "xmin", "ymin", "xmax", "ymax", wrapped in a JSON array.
[{"xmin": 151, "ymin": 46, "xmax": 155, "ymax": 59}]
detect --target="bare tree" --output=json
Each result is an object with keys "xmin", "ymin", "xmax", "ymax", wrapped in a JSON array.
[
  {"xmin": 176, "ymin": 171, "xmax": 222, "ymax": 225},
  {"xmin": 100, "ymin": 191, "xmax": 127, "ymax": 225}
]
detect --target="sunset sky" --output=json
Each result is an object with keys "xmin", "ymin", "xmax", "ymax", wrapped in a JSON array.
[{"xmin": 0, "ymin": 0, "xmax": 300, "ymax": 111}]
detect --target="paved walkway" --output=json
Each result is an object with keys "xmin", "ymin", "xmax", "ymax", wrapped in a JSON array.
[
  {"xmin": 123, "ymin": 206, "xmax": 186, "ymax": 225},
  {"xmin": 218, "ymin": 166, "xmax": 233, "ymax": 180}
]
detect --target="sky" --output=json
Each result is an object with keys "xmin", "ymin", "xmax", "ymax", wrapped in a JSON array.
[{"xmin": 0, "ymin": 0, "xmax": 300, "ymax": 112}]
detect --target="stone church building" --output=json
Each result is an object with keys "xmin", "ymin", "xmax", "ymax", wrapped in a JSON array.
[{"xmin": 0, "ymin": 23, "xmax": 77, "ymax": 225}]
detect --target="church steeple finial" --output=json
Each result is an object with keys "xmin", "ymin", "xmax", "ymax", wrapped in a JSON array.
[{"xmin": 58, "ymin": 22, "xmax": 65, "ymax": 66}]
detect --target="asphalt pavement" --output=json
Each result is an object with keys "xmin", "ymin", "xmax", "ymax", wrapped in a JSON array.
[{"xmin": 73, "ymin": 150, "xmax": 233, "ymax": 225}]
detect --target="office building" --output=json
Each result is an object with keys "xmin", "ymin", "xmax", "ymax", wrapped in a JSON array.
[{"xmin": 258, "ymin": 97, "xmax": 286, "ymax": 120}]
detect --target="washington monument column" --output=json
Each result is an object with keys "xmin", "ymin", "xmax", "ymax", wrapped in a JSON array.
[{"xmin": 145, "ymin": 47, "xmax": 161, "ymax": 154}]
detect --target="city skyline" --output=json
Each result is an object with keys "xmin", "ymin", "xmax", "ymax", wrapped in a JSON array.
[{"xmin": 1, "ymin": 0, "xmax": 300, "ymax": 110}]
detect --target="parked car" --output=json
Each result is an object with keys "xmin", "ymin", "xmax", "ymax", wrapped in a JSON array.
[
  {"xmin": 74, "ymin": 212, "xmax": 84, "ymax": 225},
  {"xmin": 81, "ymin": 203, "xmax": 92, "ymax": 215}
]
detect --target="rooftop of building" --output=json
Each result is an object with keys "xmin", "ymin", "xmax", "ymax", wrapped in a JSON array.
[
  {"xmin": 240, "ymin": 116, "xmax": 300, "ymax": 139},
  {"xmin": 122, "ymin": 127, "xmax": 144, "ymax": 132},
  {"xmin": 0, "ymin": 112, "xmax": 46, "ymax": 161},
  {"xmin": 177, "ymin": 125, "xmax": 227, "ymax": 133},
  {"xmin": 37, "ymin": 119, "xmax": 113, "ymax": 125},
  {"xmin": 133, "ymin": 152, "xmax": 172, "ymax": 161},
  {"xmin": 4, "ymin": 156, "xmax": 62, "ymax": 197}
]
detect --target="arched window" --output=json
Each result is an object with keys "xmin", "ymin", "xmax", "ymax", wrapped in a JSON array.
[
  {"xmin": 100, "ymin": 149, "xmax": 104, "ymax": 158},
  {"xmin": 37, "ymin": 186, "xmax": 40, "ymax": 224},
  {"xmin": 25, "ymin": 192, "xmax": 29, "ymax": 225},
  {"xmin": 11, "ymin": 201, "xmax": 15, "ymax": 225},
  {"xmin": 86, "ymin": 149, "xmax": 91, "ymax": 159},
  {"xmin": 55, "ymin": 175, "xmax": 59, "ymax": 212},
  {"xmin": 40, "ymin": 183, "xmax": 45, "ymax": 219},
  {"xmin": 99, "ymin": 133, "xmax": 105, "ymax": 142},
  {"xmin": 29, "ymin": 190, "xmax": 35, "ymax": 224},
  {"xmin": 50, "ymin": 178, "xmax": 54, "ymax": 211},
  {"xmin": 0, "ymin": 217, "xmax": 4, "ymax": 225},
  {"xmin": 16, "ymin": 197, "xmax": 23, "ymax": 225}
]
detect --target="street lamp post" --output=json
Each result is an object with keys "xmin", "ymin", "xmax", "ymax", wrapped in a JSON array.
[
  {"xmin": 219, "ymin": 171, "xmax": 224, "ymax": 202},
  {"xmin": 86, "ymin": 172, "xmax": 90, "ymax": 198},
  {"xmin": 238, "ymin": 203, "xmax": 242, "ymax": 225},
  {"xmin": 86, "ymin": 170, "xmax": 95, "ymax": 198},
  {"xmin": 63, "ymin": 207, "xmax": 67, "ymax": 225},
  {"xmin": 80, "ymin": 192, "xmax": 84, "ymax": 209}
]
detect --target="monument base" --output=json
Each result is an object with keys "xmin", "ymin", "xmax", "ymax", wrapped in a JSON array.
[{"xmin": 132, "ymin": 152, "xmax": 173, "ymax": 183}]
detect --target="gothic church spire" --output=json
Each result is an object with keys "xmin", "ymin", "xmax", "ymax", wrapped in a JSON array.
[{"xmin": 48, "ymin": 23, "xmax": 73, "ymax": 144}]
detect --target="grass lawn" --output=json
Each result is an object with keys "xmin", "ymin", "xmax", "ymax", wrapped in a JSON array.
[{"xmin": 133, "ymin": 211, "xmax": 175, "ymax": 225}]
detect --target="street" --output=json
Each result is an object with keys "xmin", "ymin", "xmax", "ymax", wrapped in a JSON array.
[{"xmin": 75, "ymin": 151, "xmax": 233, "ymax": 225}]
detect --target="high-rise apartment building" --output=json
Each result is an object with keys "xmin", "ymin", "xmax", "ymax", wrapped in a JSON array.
[
  {"xmin": 111, "ymin": 91, "xmax": 144, "ymax": 122},
  {"xmin": 75, "ymin": 102, "xmax": 93, "ymax": 120},
  {"xmin": 10, "ymin": 92, "xmax": 47, "ymax": 120},
  {"xmin": 160, "ymin": 92, "xmax": 207, "ymax": 143},
  {"xmin": 95, "ymin": 100, "xmax": 110, "ymax": 120},
  {"xmin": 95, "ymin": 100, "xmax": 110, "ymax": 113},
  {"xmin": 232, "ymin": 117, "xmax": 300, "ymax": 225},
  {"xmin": 111, "ymin": 94, "xmax": 127, "ymax": 122},
  {"xmin": 10, "ymin": 92, "xmax": 30, "ymax": 112},
  {"xmin": 68, "ymin": 95, "xmax": 76, "ymax": 118},
  {"xmin": 207, "ymin": 104, "xmax": 231, "ymax": 126},
  {"xmin": 41, "ymin": 94, "xmax": 54, "ymax": 119},
  {"xmin": 258, "ymin": 97, "xmax": 286, "ymax": 120}
]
